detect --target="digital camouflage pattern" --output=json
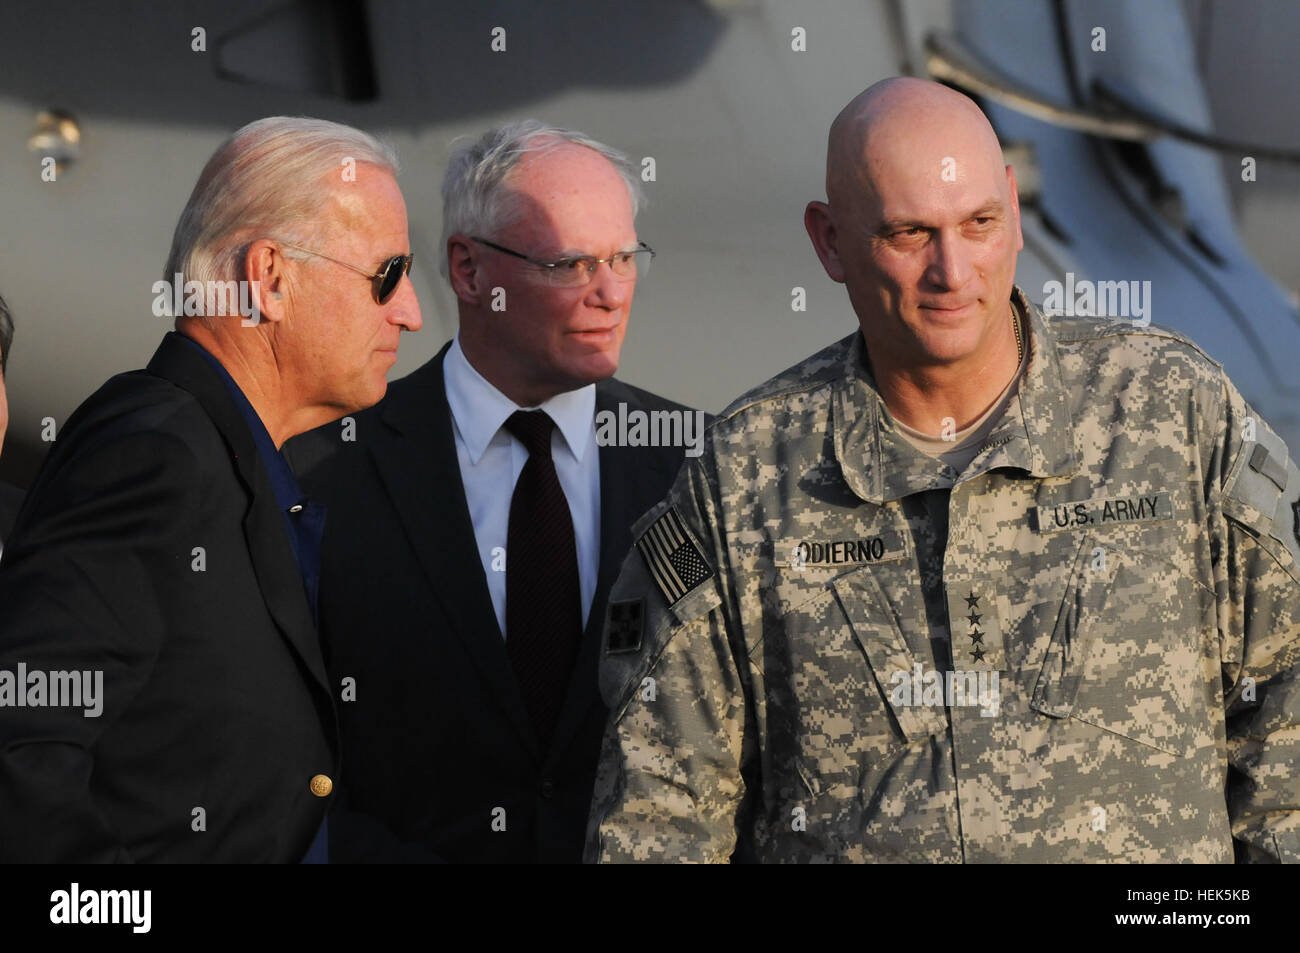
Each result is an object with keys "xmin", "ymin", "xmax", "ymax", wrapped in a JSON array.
[{"xmin": 587, "ymin": 286, "xmax": 1300, "ymax": 863}]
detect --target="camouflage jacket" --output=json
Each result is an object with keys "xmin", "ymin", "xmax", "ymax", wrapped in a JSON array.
[{"xmin": 587, "ymin": 287, "xmax": 1300, "ymax": 863}]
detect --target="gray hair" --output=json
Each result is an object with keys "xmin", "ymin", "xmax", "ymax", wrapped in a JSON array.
[
  {"xmin": 163, "ymin": 116, "xmax": 399, "ymax": 313},
  {"xmin": 0, "ymin": 292, "xmax": 11, "ymax": 375},
  {"xmin": 439, "ymin": 119, "xmax": 644, "ymax": 278}
]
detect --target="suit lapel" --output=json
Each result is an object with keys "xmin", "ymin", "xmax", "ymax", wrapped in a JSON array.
[
  {"xmin": 368, "ymin": 345, "xmax": 540, "ymax": 756},
  {"xmin": 548, "ymin": 382, "xmax": 676, "ymax": 755},
  {"xmin": 241, "ymin": 472, "xmax": 331, "ymax": 694},
  {"xmin": 146, "ymin": 334, "xmax": 331, "ymax": 698}
]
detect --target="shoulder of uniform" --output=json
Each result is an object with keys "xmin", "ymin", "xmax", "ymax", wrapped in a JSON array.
[
  {"xmin": 1044, "ymin": 310, "xmax": 1224, "ymax": 370},
  {"xmin": 1221, "ymin": 409, "xmax": 1300, "ymax": 576},
  {"xmin": 624, "ymin": 494, "xmax": 720, "ymax": 619},
  {"xmin": 1036, "ymin": 310, "xmax": 1231, "ymax": 402},
  {"xmin": 599, "ymin": 492, "xmax": 724, "ymax": 708},
  {"xmin": 711, "ymin": 332, "xmax": 856, "ymax": 427}
]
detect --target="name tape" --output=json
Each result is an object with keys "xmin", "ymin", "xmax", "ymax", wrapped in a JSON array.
[{"xmin": 777, "ymin": 530, "xmax": 908, "ymax": 568}]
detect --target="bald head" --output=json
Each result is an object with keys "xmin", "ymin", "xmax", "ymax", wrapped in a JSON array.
[
  {"xmin": 826, "ymin": 77, "xmax": 1007, "ymax": 211},
  {"xmin": 805, "ymin": 77, "xmax": 1023, "ymax": 382}
]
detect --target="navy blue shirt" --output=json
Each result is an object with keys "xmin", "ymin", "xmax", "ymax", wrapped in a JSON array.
[{"xmin": 174, "ymin": 333, "xmax": 329, "ymax": 863}]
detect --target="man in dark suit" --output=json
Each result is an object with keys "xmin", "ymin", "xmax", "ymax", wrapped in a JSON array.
[
  {"xmin": 0, "ymin": 293, "xmax": 23, "ymax": 548},
  {"xmin": 0, "ymin": 116, "xmax": 422, "ymax": 861},
  {"xmin": 288, "ymin": 120, "xmax": 704, "ymax": 862}
]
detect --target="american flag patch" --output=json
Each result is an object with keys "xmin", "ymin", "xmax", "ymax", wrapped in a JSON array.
[{"xmin": 635, "ymin": 506, "xmax": 713, "ymax": 605}]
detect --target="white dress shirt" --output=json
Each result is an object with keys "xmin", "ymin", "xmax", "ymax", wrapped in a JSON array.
[{"xmin": 443, "ymin": 335, "xmax": 601, "ymax": 637}]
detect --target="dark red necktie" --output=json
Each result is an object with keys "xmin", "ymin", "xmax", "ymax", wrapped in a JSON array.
[{"xmin": 504, "ymin": 410, "xmax": 582, "ymax": 748}]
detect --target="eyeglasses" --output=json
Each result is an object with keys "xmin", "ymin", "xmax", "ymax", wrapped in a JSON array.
[
  {"xmin": 274, "ymin": 240, "xmax": 414, "ymax": 304},
  {"xmin": 472, "ymin": 237, "xmax": 654, "ymax": 287}
]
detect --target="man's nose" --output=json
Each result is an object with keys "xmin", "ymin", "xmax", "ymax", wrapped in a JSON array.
[
  {"xmin": 924, "ymin": 231, "xmax": 973, "ymax": 290},
  {"xmin": 586, "ymin": 260, "xmax": 628, "ymax": 308},
  {"xmin": 389, "ymin": 272, "xmax": 423, "ymax": 331}
]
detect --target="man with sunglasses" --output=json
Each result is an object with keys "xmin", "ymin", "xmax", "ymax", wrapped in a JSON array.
[
  {"xmin": 287, "ymin": 120, "xmax": 699, "ymax": 862},
  {"xmin": 0, "ymin": 116, "xmax": 421, "ymax": 861}
]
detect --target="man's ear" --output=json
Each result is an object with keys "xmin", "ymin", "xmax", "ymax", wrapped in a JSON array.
[
  {"xmin": 804, "ymin": 201, "xmax": 846, "ymax": 284},
  {"xmin": 1005, "ymin": 164, "xmax": 1024, "ymax": 253},
  {"xmin": 244, "ymin": 239, "xmax": 291, "ymax": 324},
  {"xmin": 446, "ymin": 235, "xmax": 486, "ymax": 307}
]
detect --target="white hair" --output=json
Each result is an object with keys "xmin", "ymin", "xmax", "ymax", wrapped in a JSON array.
[
  {"xmin": 163, "ymin": 116, "xmax": 399, "ymax": 304},
  {"xmin": 438, "ymin": 119, "xmax": 644, "ymax": 278}
]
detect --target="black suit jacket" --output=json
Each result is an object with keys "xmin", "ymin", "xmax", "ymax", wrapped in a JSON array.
[
  {"xmin": 0, "ymin": 333, "xmax": 338, "ymax": 862},
  {"xmin": 0, "ymin": 481, "xmax": 23, "ymax": 548},
  {"xmin": 287, "ymin": 343, "xmax": 698, "ymax": 862}
]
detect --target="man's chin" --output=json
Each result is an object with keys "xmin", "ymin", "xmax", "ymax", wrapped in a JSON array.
[
  {"xmin": 364, "ymin": 378, "xmax": 390, "ymax": 408},
  {"xmin": 338, "ymin": 379, "xmax": 389, "ymax": 416},
  {"xmin": 564, "ymin": 347, "xmax": 621, "ymax": 385}
]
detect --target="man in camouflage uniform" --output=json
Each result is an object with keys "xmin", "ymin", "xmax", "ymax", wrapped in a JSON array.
[{"xmin": 586, "ymin": 77, "xmax": 1300, "ymax": 862}]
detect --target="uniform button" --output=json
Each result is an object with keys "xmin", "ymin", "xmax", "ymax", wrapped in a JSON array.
[
  {"xmin": 540, "ymin": 778, "xmax": 555, "ymax": 798},
  {"xmin": 289, "ymin": 504, "xmax": 304, "ymax": 514},
  {"xmin": 309, "ymin": 774, "xmax": 333, "ymax": 797}
]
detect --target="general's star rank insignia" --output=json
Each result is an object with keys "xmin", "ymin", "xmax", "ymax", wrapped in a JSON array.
[
  {"xmin": 634, "ymin": 505, "xmax": 713, "ymax": 605},
  {"xmin": 945, "ymin": 584, "xmax": 1005, "ymax": 671},
  {"xmin": 606, "ymin": 599, "xmax": 644, "ymax": 655}
]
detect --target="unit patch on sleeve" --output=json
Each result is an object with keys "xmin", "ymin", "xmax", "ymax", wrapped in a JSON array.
[{"xmin": 606, "ymin": 599, "xmax": 645, "ymax": 655}]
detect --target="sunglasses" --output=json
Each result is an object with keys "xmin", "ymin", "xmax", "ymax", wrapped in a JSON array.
[{"xmin": 274, "ymin": 240, "xmax": 414, "ymax": 304}]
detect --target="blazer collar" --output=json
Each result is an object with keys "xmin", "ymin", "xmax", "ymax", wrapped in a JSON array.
[
  {"xmin": 147, "ymin": 332, "xmax": 261, "ymax": 486},
  {"xmin": 145, "ymin": 332, "xmax": 332, "ymax": 701}
]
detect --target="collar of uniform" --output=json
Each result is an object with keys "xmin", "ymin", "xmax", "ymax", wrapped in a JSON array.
[
  {"xmin": 830, "ymin": 286, "xmax": 1078, "ymax": 505},
  {"xmin": 1001, "ymin": 286, "xmax": 1079, "ymax": 479},
  {"xmin": 443, "ymin": 333, "xmax": 596, "ymax": 465},
  {"xmin": 832, "ymin": 331, "xmax": 957, "ymax": 504}
]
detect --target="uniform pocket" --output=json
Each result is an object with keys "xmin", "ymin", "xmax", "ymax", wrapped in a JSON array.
[
  {"xmin": 756, "ymin": 562, "xmax": 956, "ymax": 859},
  {"xmin": 758, "ymin": 571, "xmax": 909, "ymax": 766},
  {"xmin": 746, "ymin": 571, "xmax": 881, "ymax": 797},
  {"xmin": 1030, "ymin": 531, "xmax": 1200, "ymax": 757}
]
